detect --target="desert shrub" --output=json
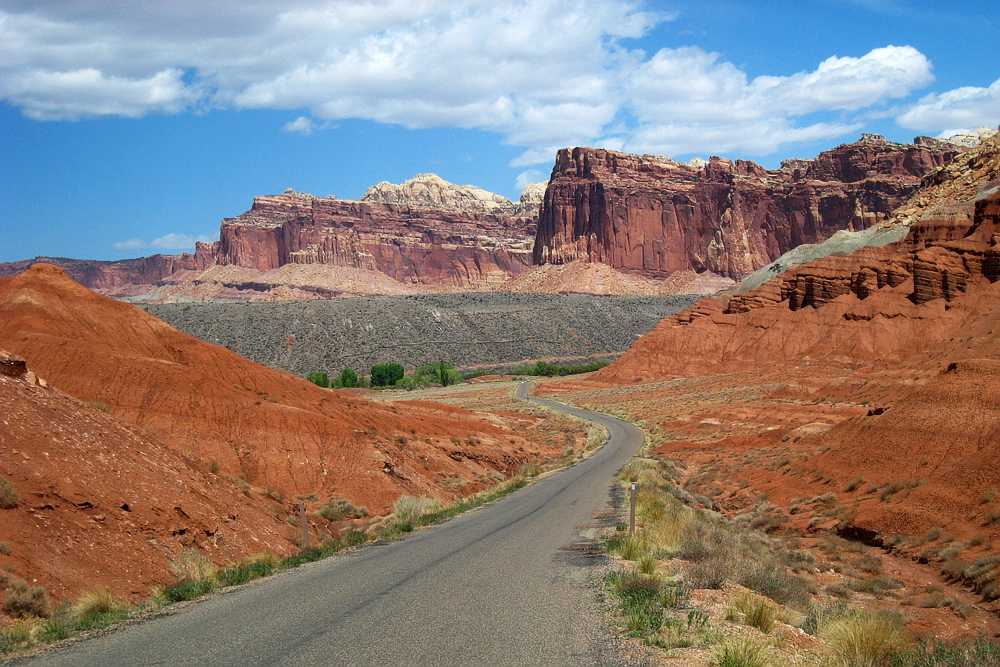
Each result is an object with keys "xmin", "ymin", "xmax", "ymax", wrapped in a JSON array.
[
  {"xmin": 728, "ymin": 592, "xmax": 777, "ymax": 632},
  {"xmin": 714, "ymin": 634, "xmax": 772, "ymax": 667},
  {"xmin": 607, "ymin": 571, "xmax": 664, "ymax": 635},
  {"xmin": 801, "ymin": 601, "xmax": 849, "ymax": 635},
  {"xmin": 856, "ymin": 555, "xmax": 884, "ymax": 574},
  {"xmin": 4, "ymin": 579, "xmax": 51, "ymax": 618},
  {"xmin": 317, "ymin": 497, "xmax": 368, "ymax": 521},
  {"xmin": 740, "ymin": 561, "xmax": 811, "ymax": 609},
  {"xmin": 518, "ymin": 462, "xmax": 540, "ymax": 478},
  {"xmin": 0, "ymin": 477, "xmax": 20, "ymax": 509},
  {"xmin": 891, "ymin": 637, "xmax": 1000, "ymax": 666},
  {"xmin": 846, "ymin": 477, "xmax": 867, "ymax": 492},
  {"xmin": 393, "ymin": 495, "xmax": 442, "ymax": 525},
  {"xmin": 170, "ymin": 547, "xmax": 217, "ymax": 584},
  {"xmin": 848, "ymin": 576, "xmax": 905, "ymax": 598},
  {"xmin": 40, "ymin": 614, "xmax": 73, "ymax": 642},
  {"xmin": 823, "ymin": 609, "xmax": 907, "ymax": 667},
  {"xmin": 162, "ymin": 580, "xmax": 213, "ymax": 603},
  {"xmin": 0, "ymin": 543, "xmax": 9, "ymax": 555},
  {"xmin": 218, "ymin": 559, "xmax": 276, "ymax": 587}
]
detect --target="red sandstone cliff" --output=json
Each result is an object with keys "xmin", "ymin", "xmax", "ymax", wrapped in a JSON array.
[
  {"xmin": 533, "ymin": 135, "xmax": 962, "ymax": 280},
  {"xmin": 593, "ymin": 132, "xmax": 1000, "ymax": 382},
  {"xmin": 215, "ymin": 189, "xmax": 536, "ymax": 290}
]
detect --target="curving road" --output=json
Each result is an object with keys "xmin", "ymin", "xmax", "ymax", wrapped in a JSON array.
[{"xmin": 15, "ymin": 382, "xmax": 645, "ymax": 667}]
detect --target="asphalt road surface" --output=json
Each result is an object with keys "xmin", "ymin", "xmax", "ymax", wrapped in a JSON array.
[{"xmin": 16, "ymin": 382, "xmax": 646, "ymax": 667}]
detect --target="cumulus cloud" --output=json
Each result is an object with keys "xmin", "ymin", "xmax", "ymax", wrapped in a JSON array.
[
  {"xmin": 114, "ymin": 233, "xmax": 216, "ymax": 252},
  {"xmin": 515, "ymin": 169, "xmax": 546, "ymax": 192},
  {"xmin": 0, "ymin": 1, "xmax": 958, "ymax": 159},
  {"xmin": 896, "ymin": 78, "xmax": 1000, "ymax": 132},
  {"xmin": 622, "ymin": 44, "xmax": 931, "ymax": 156}
]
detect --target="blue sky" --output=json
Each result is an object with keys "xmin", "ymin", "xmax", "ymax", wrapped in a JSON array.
[{"xmin": 2, "ymin": 0, "xmax": 998, "ymax": 263}]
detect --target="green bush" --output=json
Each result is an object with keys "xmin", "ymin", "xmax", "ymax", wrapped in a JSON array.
[
  {"xmin": 339, "ymin": 367, "xmax": 358, "ymax": 388},
  {"xmin": 371, "ymin": 363, "xmax": 405, "ymax": 387},
  {"xmin": 307, "ymin": 372, "xmax": 329, "ymax": 388},
  {"xmin": 162, "ymin": 580, "xmax": 214, "ymax": 603},
  {"xmin": 218, "ymin": 560, "xmax": 275, "ymax": 587}
]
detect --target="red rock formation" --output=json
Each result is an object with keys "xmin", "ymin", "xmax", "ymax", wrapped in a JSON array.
[
  {"xmin": 593, "ymin": 133, "xmax": 999, "ymax": 383},
  {"xmin": 533, "ymin": 136, "xmax": 961, "ymax": 280},
  {"xmin": 215, "ymin": 191, "xmax": 536, "ymax": 290},
  {"xmin": 0, "ymin": 243, "xmax": 216, "ymax": 293},
  {"xmin": 0, "ymin": 264, "xmax": 560, "ymax": 516}
]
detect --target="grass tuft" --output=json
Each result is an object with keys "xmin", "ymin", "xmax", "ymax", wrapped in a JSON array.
[{"xmin": 823, "ymin": 609, "xmax": 907, "ymax": 667}]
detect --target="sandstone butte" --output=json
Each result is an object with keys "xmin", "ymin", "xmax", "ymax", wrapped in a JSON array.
[
  {"xmin": 0, "ymin": 135, "xmax": 964, "ymax": 302},
  {"xmin": 532, "ymin": 135, "xmax": 962, "ymax": 280},
  {"xmin": 0, "ymin": 264, "xmax": 567, "ymax": 605},
  {"xmin": 566, "ymin": 129, "xmax": 1000, "ymax": 574}
]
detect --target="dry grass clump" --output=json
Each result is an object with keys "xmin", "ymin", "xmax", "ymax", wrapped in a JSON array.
[
  {"xmin": 393, "ymin": 495, "xmax": 442, "ymax": 525},
  {"xmin": 822, "ymin": 608, "xmax": 907, "ymax": 667},
  {"xmin": 71, "ymin": 586, "xmax": 120, "ymax": 620},
  {"xmin": 170, "ymin": 547, "xmax": 218, "ymax": 584},
  {"xmin": 713, "ymin": 633, "xmax": 772, "ymax": 667},
  {"xmin": 0, "ymin": 477, "xmax": 20, "ymax": 510},
  {"xmin": 727, "ymin": 591, "xmax": 777, "ymax": 632}
]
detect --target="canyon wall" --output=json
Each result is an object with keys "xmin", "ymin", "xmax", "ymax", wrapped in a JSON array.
[
  {"xmin": 215, "ymin": 189, "xmax": 537, "ymax": 290},
  {"xmin": 533, "ymin": 135, "xmax": 962, "ymax": 279}
]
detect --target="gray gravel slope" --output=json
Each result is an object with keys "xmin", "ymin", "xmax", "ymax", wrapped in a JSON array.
[
  {"xmin": 13, "ymin": 385, "xmax": 645, "ymax": 667},
  {"xmin": 142, "ymin": 293, "xmax": 698, "ymax": 376}
]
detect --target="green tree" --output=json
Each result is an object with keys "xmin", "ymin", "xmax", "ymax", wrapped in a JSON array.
[
  {"xmin": 386, "ymin": 363, "xmax": 405, "ymax": 385},
  {"xmin": 307, "ymin": 372, "xmax": 329, "ymax": 388},
  {"xmin": 340, "ymin": 367, "xmax": 358, "ymax": 388}
]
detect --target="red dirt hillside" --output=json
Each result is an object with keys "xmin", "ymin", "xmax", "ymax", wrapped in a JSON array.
[
  {"xmin": 539, "ymin": 132, "xmax": 1000, "ymax": 600},
  {"xmin": 0, "ymin": 264, "xmax": 558, "ymax": 517},
  {"xmin": 0, "ymin": 350, "xmax": 294, "ymax": 604}
]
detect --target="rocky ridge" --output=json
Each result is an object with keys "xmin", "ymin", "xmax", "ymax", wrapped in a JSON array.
[
  {"xmin": 533, "ymin": 135, "xmax": 967, "ymax": 280},
  {"xmin": 361, "ymin": 173, "xmax": 546, "ymax": 217}
]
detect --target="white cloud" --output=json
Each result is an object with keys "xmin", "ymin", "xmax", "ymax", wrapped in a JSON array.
[
  {"xmin": 0, "ymin": 2, "xmax": 959, "ymax": 160},
  {"xmin": 897, "ymin": 78, "xmax": 1000, "ymax": 132},
  {"xmin": 114, "ymin": 233, "xmax": 216, "ymax": 252},
  {"xmin": 515, "ymin": 169, "xmax": 546, "ymax": 192},
  {"xmin": 622, "ymin": 45, "xmax": 931, "ymax": 157}
]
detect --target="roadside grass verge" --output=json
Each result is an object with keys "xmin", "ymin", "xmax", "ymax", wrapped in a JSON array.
[{"xmin": 600, "ymin": 454, "xmax": 1000, "ymax": 666}]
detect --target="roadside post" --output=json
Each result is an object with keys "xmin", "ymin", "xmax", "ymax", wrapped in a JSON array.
[
  {"xmin": 629, "ymin": 482, "xmax": 636, "ymax": 534},
  {"xmin": 298, "ymin": 502, "xmax": 311, "ymax": 549}
]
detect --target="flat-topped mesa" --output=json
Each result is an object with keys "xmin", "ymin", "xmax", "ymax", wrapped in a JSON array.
[
  {"xmin": 215, "ymin": 180, "xmax": 539, "ymax": 289},
  {"xmin": 532, "ymin": 135, "xmax": 965, "ymax": 280}
]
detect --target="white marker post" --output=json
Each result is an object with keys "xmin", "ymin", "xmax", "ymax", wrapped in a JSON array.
[{"xmin": 629, "ymin": 482, "xmax": 637, "ymax": 535}]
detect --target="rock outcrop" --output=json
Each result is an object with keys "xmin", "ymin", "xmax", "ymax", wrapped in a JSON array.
[
  {"xmin": 533, "ymin": 135, "xmax": 964, "ymax": 280},
  {"xmin": 361, "ymin": 173, "xmax": 545, "ymax": 217},
  {"xmin": 593, "ymin": 131, "xmax": 1000, "ymax": 382},
  {"xmin": 215, "ymin": 189, "xmax": 536, "ymax": 290}
]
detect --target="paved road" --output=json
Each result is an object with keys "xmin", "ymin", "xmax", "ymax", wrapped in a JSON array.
[{"xmin": 16, "ymin": 383, "xmax": 645, "ymax": 667}]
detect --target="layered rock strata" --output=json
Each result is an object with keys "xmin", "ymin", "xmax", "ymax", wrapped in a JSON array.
[
  {"xmin": 533, "ymin": 135, "xmax": 964, "ymax": 280},
  {"xmin": 215, "ymin": 189, "xmax": 536, "ymax": 290}
]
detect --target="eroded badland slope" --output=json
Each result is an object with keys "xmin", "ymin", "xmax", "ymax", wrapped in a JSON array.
[
  {"xmin": 538, "ymin": 131, "xmax": 1000, "ymax": 626},
  {"xmin": 0, "ymin": 265, "xmax": 576, "ymax": 609}
]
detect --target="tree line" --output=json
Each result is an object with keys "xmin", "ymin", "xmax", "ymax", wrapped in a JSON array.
[{"xmin": 307, "ymin": 359, "xmax": 610, "ymax": 390}]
